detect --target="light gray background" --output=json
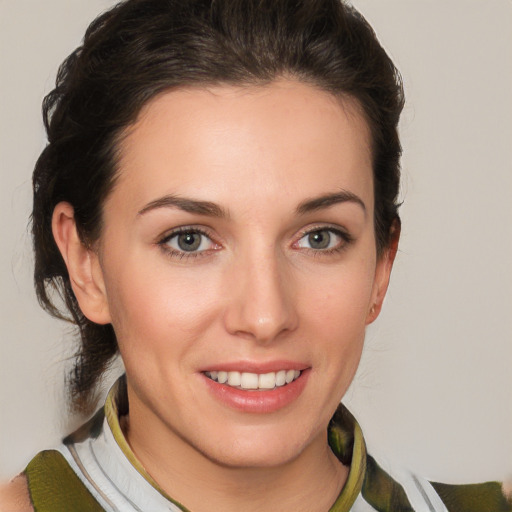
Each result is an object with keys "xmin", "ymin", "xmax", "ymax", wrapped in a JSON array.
[{"xmin": 1, "ymin": 0, "xmax": 511, "ymax": 483}]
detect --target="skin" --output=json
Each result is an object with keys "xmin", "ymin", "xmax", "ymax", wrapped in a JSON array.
[
  {"xmin": 51, "ymin": 80, "xmax": 398, "ymax": 512},
  {"xmin": 0, "ymin": 476, "xmax": 32, "ymax": 512}
]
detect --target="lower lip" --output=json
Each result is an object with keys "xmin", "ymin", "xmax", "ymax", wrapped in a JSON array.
[{"xmin": 202, "ymin": 370, "xmax": 310, "ymax": 414}]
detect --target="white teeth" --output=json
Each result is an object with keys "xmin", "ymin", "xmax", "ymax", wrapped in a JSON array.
[
  {"xmin": 258, "ymin": 372, "xmax": 276, "ymax": 389},
  {"xmin": 205, "ymin": 369, "xmax": 302, "ymax": 390},
  {"xmin": 275, "ymin": 370, "xmax": 286, "ymax": 386},
  {"xmin": 227, "ymin": 371, "xmax": 241, "ymax": 386},
  {"xmin": 240, "ymin": 372, "xmax": 259, "ymax": 389},
  {"xmin": 285, "ymin": 369, "xmax": 296, "ymax": 384}
]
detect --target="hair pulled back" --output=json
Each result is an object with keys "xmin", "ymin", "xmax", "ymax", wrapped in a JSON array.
[{"xmin": 32, "ymin": 0, "xmax": 404, "ymax": 413}]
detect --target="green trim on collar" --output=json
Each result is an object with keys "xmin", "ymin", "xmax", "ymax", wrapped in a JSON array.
[
  {"xmin": 328, "ymin": 405, "xmax": 367, "ymax": 511},
  {"xmin": 361, "ymin": 455, "xmax": 413, "ymax": 511}
]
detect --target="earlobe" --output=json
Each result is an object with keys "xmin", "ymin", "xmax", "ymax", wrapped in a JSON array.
[
  {"xmin": 52, "ymin": 202, "xmax": 111, "ymax": 325},
  {"xmin": 366, "ymin": 219, "xmax": 401, "ymax": 325}
]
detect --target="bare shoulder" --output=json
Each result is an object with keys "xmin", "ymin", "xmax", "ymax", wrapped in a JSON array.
[
  {"xmin": 0, "ymin": 475, "xmax": 33, "ymax": 512},
  {"xmin": 504, "ymin": 480, "xmax": 512, "ymax": 503}
]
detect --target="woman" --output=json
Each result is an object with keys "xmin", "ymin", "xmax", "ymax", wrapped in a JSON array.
[{"xmin": 1, "ymin": 0, "xmax": 510, "ymax": 510}]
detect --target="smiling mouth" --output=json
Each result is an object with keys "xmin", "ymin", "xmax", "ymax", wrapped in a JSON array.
[{"xmin": 204, "ymin": 370, "xmax": 301, "ymax": 390}]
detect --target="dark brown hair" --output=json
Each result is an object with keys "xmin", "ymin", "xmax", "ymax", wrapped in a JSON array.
[{"xmin": 32, "ymin": 0, "xmax": 404, "ymax": 413}]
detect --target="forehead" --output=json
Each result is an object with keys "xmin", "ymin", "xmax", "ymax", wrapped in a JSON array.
[{"xmin": 113, "ymin": 80, "xmax": 373, "ymax": 215}]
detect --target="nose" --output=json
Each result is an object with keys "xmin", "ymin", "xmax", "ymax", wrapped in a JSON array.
[{"xmin": 223, "ymin": 250, "xmax": 298, "ymax": 344}]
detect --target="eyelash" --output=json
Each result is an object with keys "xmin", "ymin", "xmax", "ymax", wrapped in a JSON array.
[
  {"xmin": 157, "ymin": 226, "xmax": 219, "ymax": 260},
  {"xmin": 157, "ymin": 225, "xmax": 354, "ymax": 261},
  {"xmin": 294, "ymin": 226, "xmax": 354, "ymax": 256}
]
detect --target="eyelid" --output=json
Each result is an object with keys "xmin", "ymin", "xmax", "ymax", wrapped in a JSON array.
[
  {"xmin": 296, "ymin": 223, "xmax": 352, "ymax": 241},
  {"xmin": 159, "ymin": 225, "xmax": 213, "ymax": 243},
  {"xmin": 157, "ymin": 225, "xmax": 221, "ymax": 258},
  {"xmin": 292, "ymin": 224, "xmax": 354, "ymax": 251}
]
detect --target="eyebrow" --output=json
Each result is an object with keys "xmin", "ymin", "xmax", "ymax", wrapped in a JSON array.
[
  {"xmin": 296, "ymin": 190, "xmax": 367, "ymax": 216},
  {"xmin": 137, "ymin": 195, "xmax": 228, "ymax": 218},
  {"xmin": 138, "ymin": 190, "xmax": 366, "ymax": 218}
]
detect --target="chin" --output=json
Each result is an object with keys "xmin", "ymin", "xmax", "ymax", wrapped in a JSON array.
[
  {"xmin": 208, "ymin": 446, "xmax": 303, "ymax": 469},
  {"xmin": 198, "ymin": 427, "xmax": 312, "ymax": 469}
]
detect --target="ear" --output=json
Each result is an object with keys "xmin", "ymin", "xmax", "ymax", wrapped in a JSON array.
[
  {"xmin": 366, "ymin": 219, "xmax": 401, "ymax": 324},
  {"xmin": 52, "ymin": 202, "xmax": 111, "ymax": 325}
]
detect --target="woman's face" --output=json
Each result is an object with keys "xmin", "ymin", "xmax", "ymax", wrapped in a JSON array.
[{"xmin": 89, "ymin": 80, "xmax": 394, "ymax": 468}]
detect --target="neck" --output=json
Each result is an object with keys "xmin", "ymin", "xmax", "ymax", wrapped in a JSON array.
[{"xmin": 123, "ymin": 410, "xmax": 348, "ymax": 512}]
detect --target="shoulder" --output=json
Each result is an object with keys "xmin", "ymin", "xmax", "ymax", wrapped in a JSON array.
[
  {"xmin": 329, "ymin": 404, "xmax": 512, "ymax": 511},
  {"xmin": 2, "ymin": 407, "xmax": 107, "ymax": 512},
  {"xmin": 361, "ymin": 455, "xmax": 512, "ymax": 512},
  {"xmin": 430, "ymin": 479, "xmax": 512, "ymax": 512},
  {"xmin": 0, "ymin": 474, "xmax": 33, "ymax": 512},
  {"xmin": 23, "ymin": 449, "xmax": 104, "ymax": 511},
  {"xmin": 0, "ymin": 450, "xmax": 105, "ymax": 512}
]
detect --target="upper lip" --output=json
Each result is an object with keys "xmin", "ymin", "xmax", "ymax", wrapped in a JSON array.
[{"xmin": 200, "ymin": 361, "xmax": 309, "ymax": 374}]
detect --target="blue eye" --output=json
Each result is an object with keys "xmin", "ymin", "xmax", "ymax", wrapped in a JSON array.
[
  {"xmin": 163, "ymin": 230, "xmax": 215, "ymax": 253},
  {"xmin": 296, "ymin": 228, "xmax": 347, "ymax": 251}
]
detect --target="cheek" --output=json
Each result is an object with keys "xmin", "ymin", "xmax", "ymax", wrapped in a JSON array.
[
  {"xmin": 102, "ymin": 256, "xmax": 223, "ymax": 358},
  {"xmin": 298, "ymin": 256, "xmax": 376, "ymax": 360},
  {"xmin": 301, "ymin": 258, "xmax": 376, "ymax": 326}
]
